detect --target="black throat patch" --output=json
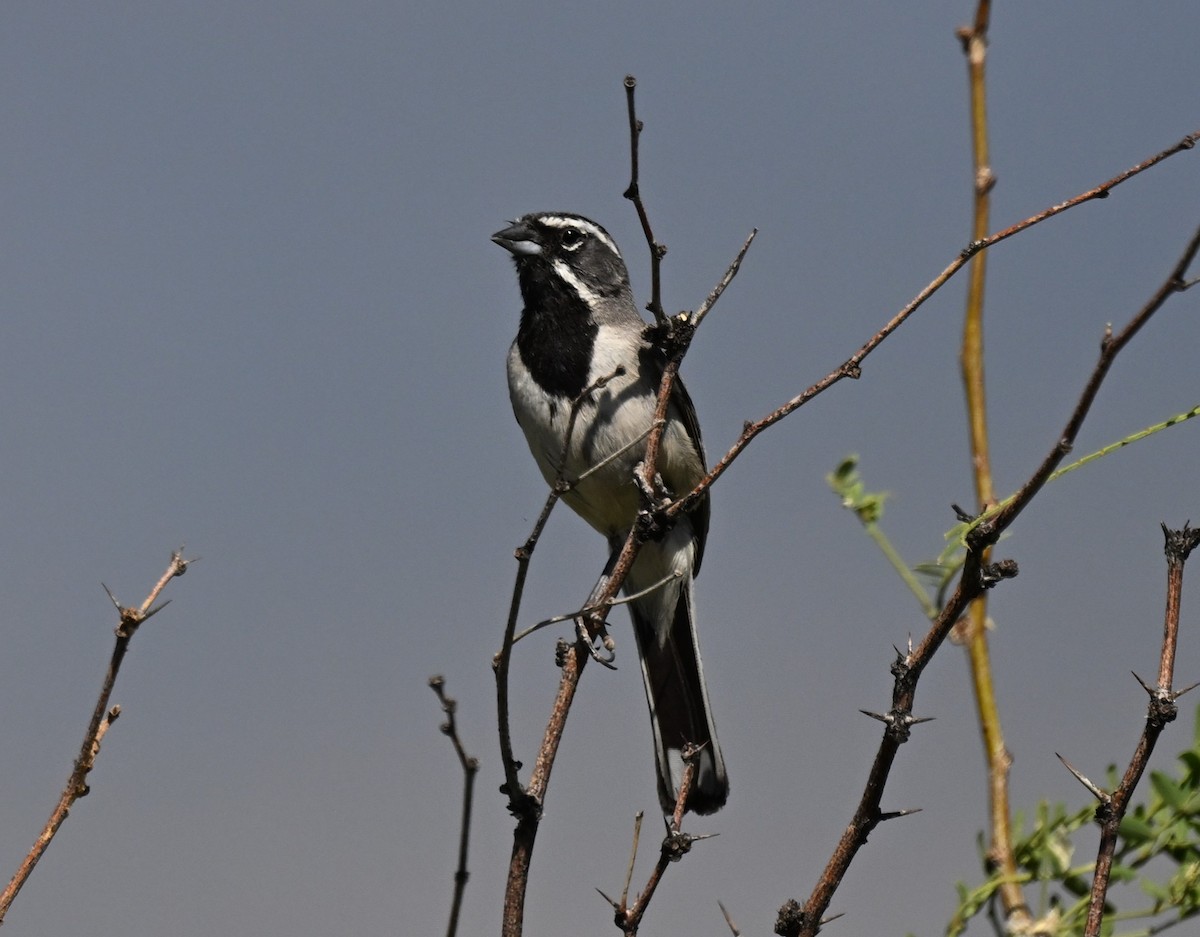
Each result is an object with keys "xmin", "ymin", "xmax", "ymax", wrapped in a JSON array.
[{"xmin": 515, "ymin": 261, "xmax": 598, "ymax": 400}]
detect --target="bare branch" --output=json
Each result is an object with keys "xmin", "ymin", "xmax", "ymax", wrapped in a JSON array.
[
  {"xmin": 429, "ymin": 677, "xmax": 479, "ymax": 937},
  {"xmin": 622, "ymin": 75, "xmax": 666, "ymax": 324},
  {"xmin": 691, "ymin": 228, "xmax": 758, "ymax": 329},
  {"xmin": 0, "ymin": 550, "xmax": 192, "ymax": 925},
  {"xmin": 671, "ymin": 129, "xmax": 1200, "ymax": 520}
]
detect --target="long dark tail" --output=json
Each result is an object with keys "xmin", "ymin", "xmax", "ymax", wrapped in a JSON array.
[{"xmin": 629, "ymin": 574, "xmax": 728, "ymax": 815}]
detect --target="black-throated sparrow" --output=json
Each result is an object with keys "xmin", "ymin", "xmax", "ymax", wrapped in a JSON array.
[{"xmin": 493, "ymin": 211, "xmax": 728, "ymax": 815}]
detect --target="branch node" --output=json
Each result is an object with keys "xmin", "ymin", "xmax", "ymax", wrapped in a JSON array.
[
  {"xmin": 774, "ymin": 899, "xmax": 807, "ymax": 937},
  {"xmin": 1162, "ymin": 520, "xmax": 1200, "ymax": 565},
  {"xmin": 960, "ymin": 239, "xmax": 986, "ymax": 260},
  {"xmin": 660, "ymin": 829, "xmax": 696, "ymax": 863},
  {"xmin": 979, "ymin": 558, "xmax": 1019, "ymax": 589},
  {"xmin": 1147, "ymin": 693, "xmax": 1179, "ymax": 730},
  {"xmin": 860, "ymin": 706, "xmax": 927, "ymax": 742}
]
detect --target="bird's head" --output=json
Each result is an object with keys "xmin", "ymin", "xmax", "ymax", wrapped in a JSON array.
[{"xmin": 492, "ymin": 212, "xmax": 632, "ymax": 311}]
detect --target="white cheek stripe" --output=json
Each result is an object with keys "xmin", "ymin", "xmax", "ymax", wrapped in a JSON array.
[
  {"xmin": 538, "ymin": 215, "xmax": 621, "ymax": 258},
  {"xmin": 551, "ymin": 258, "xmax": 604, "ymax": 310}
]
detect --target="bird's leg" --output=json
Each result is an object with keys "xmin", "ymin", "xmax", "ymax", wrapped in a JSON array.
[
  {"xmin": 633, "ymin": 461, "xmax": 677, "ymax": 545},
  {"xmin": 576, "ymin": 549, "xmax": 619, "ymax": 668}
]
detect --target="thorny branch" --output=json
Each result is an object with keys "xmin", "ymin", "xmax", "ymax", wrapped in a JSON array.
[
  {"xmin": 775, "ymin": 225, "xmax": 1200, "ymax": 937},
  {"xmin": 0, "ymin": 549, "xmax": 192, "ymax": 925},
  {"xmin": 1072, "ymin": 523, "xmax": 1200, "ymax": 937}
]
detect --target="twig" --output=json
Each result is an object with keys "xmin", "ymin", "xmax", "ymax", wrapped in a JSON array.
[
  {"xmin": 611, "ymin": 749, "xmax": 713, "ymax": 935},
  {"xmin": 1079, "ymin": 523, "xmax": 1200, "ymax": 937},
  {"xmin": 623, "ymin": 75, "xmax": 666, "ymax": 324},
  {"xmin": 776, "ymin": 226, "xmax": 1200, "ymax": 937},
  {"xmin": 511, "ymin": 570, "xmax": 684, "ymax": 645},
  {"xmin": 670, "ymin": 127, "xmax": 1200, "ymax": 521},
  {"xmin": 692, "ymin": 228, "xmax": 758, "ymax": 330},
  {"xmin": 429, "ymin": 676, "xmax": 479, "ymax": 937},
  {"xmin": 0, "ymin": 550, "xmax": 192, "ymax": 925},
  {"xmin": 987, "ymin": 222, "xmax": 1200, "ymax": 536}
]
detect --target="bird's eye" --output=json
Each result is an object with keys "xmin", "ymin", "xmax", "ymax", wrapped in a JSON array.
[{"xmin": 561, "ymin": 227, "xmax": 586, "ymax": 250}]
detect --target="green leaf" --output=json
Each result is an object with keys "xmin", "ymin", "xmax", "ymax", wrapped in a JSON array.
[
  {"xmin": 1119, "ymin": 814, "xmax": 1157, "ymax": 844},
  {"xmin": 1152, "ymin": 771, "xmax": 1189, "ymax": 810}
]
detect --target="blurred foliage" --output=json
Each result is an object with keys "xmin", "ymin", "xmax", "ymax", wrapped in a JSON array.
[
  {"xmin": 830, "ymin": 458, "xmax": 1200, "ymax": 936},
  {"xmin": 945, "ymin": 704, "xmax": 1200, "ymax": 937}
]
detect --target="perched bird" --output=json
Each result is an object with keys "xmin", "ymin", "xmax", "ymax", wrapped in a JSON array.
[{"xmin": 493, "ymin": 211, "xmax": 728, "ymax": 814}]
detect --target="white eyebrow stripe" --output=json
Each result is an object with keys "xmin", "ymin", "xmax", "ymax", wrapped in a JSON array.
[
  {"xmin": 538, "ymin": 215, "xmax": 621, "ymax": 257},
  {"xmin": 551, "ymin": 258, "xmax": 604, "ymax": 310}
]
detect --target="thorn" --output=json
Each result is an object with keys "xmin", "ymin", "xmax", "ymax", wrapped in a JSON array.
[
  {"xmin": 879, "ymin": 807, "xmax": 923, "ymax": 821},
  {"xmin": 1131, "ymin": 671, "xmax": 1156, "ymax": 696},
  {"xmin": 859, "ymin": 708, "xmax": 931, "ymax": 734},
  {"xmin": 1172, "ymin": 678, "xmax": 1200, "ymax": 701},
  {"xmin": 596, "ymin": 887, "xmax": 618, "ymax": 910},
  {"xmin": 820, "ymin": 911, "xmax": 846, "ymax": 927},
  {"xmin": 718, "ymin": 900, "xmax": 741, "ymax": 936},
  {"xmin": 141, "ymin": 598, "xmax": 172, "ymax": 621},
  {"xmin": 1056, "ymin": 753, "xmax": 1109, "ymax": 803},
  {"xmin": 101, "ymin": 583, "xmax": 121, "ymax": 610}
]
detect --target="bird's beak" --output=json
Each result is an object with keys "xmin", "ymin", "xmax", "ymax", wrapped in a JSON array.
[{"xmin": 491, "ymin": 221, "xmax": 542, "ymax": 256}]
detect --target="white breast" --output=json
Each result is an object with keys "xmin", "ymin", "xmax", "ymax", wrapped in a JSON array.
[{"xmin": 507, "ymin": 324, "xmax": 657, "ymax": 538}]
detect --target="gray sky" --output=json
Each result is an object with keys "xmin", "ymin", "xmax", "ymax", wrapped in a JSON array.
[{"xmin": 1, "ymin": 3, "xmax": 1198, "ymax": 935}]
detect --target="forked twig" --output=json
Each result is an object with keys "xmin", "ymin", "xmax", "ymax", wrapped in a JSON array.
[
  {"xmin": 0, "ymin": 550, "xmax": 192, "ymax": 924},
  {"xmin": 606, "ymin": 748, "xmax": 715, "ymax": 935}
]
